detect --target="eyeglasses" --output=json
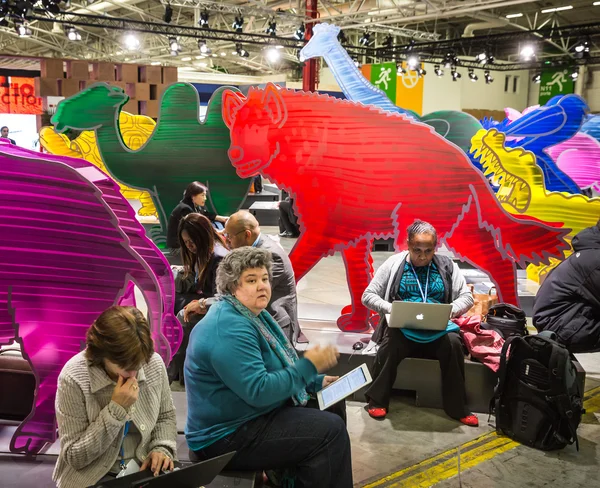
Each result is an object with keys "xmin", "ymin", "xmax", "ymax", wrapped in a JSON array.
[{"xmin": 223, "ymin": 229, "xmax": 247, "ymax": 240}]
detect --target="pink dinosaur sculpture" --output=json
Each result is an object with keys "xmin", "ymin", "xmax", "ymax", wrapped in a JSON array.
[
  {"xmin": 547, "ymin": 132, "xmax": 600, "ymax": 193},
  {"xmin": 0, "ymin": 141, "xmax": 180, "ymax": 454}
]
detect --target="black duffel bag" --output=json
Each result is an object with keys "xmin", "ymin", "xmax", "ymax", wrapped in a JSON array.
[{"xmin": 483, "ymin": 303, "xmax": 528, "ymax": 339}]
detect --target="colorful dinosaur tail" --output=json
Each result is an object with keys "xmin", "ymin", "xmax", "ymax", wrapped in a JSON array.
[{"xmin": 469, "ymin": 184, "xmax": 569, "ymax": 267}]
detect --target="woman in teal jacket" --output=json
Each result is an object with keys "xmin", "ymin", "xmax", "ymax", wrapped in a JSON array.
[{"xmin": 184, "ymin": 247, "xmax": 352, "ymax": 488}]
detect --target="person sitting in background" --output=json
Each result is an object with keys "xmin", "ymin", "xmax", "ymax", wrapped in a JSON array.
[
  {"xmin": 1, "ymin": 125, "xmax": 16, "ymax": 145},
  {"xmin": 533, "ymin": 219, "xmax": 600, "ymax": 352},
  {"xmin": 167, "ymin": 182, "xmax": 228, "ymax": 250},
  {"xmin": 170, "ymin": 213, "xmax": 228, "ymax": 384},
  {"xmin": 279, "ymin": 197, "xmax": 300, "ymax": 238},
  {"xmin": 362, "ymin": 220, "xmax": 477, "ymax": 426},
  {"xmin": 53, "ymin": 306, "xmax": 177, "ymax": 488},
  {"xmin": 224, "ymin": 211, "xmax": 305, "ymax": 344},
  {"xmin": 185, "ymin": 247, "xmax": 352, "ymax": 488}
]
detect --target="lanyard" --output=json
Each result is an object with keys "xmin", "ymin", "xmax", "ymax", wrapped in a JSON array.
[
  {"xmin": 410, "ymin": 262, "xmax": 430, "ymax": 303},
  {"xmin": 119, "ymin": 421, "xmax": 130, "ymax": 470}
]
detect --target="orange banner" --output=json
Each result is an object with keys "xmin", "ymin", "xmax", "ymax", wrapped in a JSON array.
[
  {"xmin": 0, "ymin": 76, "xmax": 43, "ymax": 114},
  {"xmin": 395, "ymin": 62, "xmax": 424, "ymax": 116}
]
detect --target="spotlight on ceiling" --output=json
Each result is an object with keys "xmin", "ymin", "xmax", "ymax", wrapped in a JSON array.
[
  {"xmin": 353, "ymin": 58, "xmax": 360, "ymax": 68},
  {"xmin": 451, "ymin": 69, "xmax": 461, "ymax": 82},
  {"xmin": 434, "ymin": 65, "xmax": 443, "ymax": 77},
  {"xmin": 232, "ymin": 16, "xmax": 244, "ymax": 33},
  {"xmin": 476, "ymin": 51, "xmax": 494, "ymax": 65},
  {"xmin": 169, "ymin": 36, "xmax": 180, "ymax": 56},
  {"xmin": 198, "ymin": 39, "xmax": 211, "ymax": 54},
  {"xmin": 359, "ymin": 32, "xmax": 370, "ymax": 46},
  {"xmin": 532, "ymin": 73, "xmax": 541, "ymax": 83},
  {"xmin": 443, "ymin": 52, "xmax": 459, "ymax": 69},
  {"xmin": 266, "ymin": 46, "xmax": 280, "ymax": 63},
  {"xmin": 236, "ymin": 43, "xmax": 249, "ymax": 57},
  {"xmin": 484, "ymin": 70, "xmax": 494, "ymax": 84},
  {"xmin": 41, "ymin": 0, "xmax": 61, "ymax": 15},
  {"xmin": 417, "ymin": 67, "xmax": 426, "ymax": 77},
  {"xmin": 468, "ymin": 68, "xmax": 478, "ymax": 82},
  {"xmin": 407, "ymin": 55, "xmax": 419, "ymax": 70},
  {"xmin": 66, "ymin": 26, "xmax": 81, "ymax": 41},
  {"xmin": 294, "ymin": 24, "xmax": 305, "ymax": 41},
  {"xmin": 571, "ymin": 67, "xmax": 579, "ymax": 80},
  {"xmin": 573, "ymin": 38, "xmax": 590, "ymax": 58},
  {"xmin": 520, "ymin": 44, "xmax": 535, "ymax": 61},
  {"xmin": 337, "ymin": 30, "xmax": 347, "ymax": 44},
  {"xmin": 15, "ymin": 22, "xmax": 32, "ymax": 37},
  {"xmin": 396, "ymin": 63, "xmax": 406, "ymax": 75},
  {"xmin": 405, "ymin": 39, "xmax": 416, "ymax": 52},
  {"xmin": 199, "ymin": 10, "xmax": 209, "ymax": 28},
  {"xmin": 124, "ymin": 32, "xmax": 140, "ymax": 51},
  {"xmin": 383, "ymin": 35, "xmax": 393, "ymax": 49},
  {"xmin": 266, "ymin": 21, "xmax": 277, "ymax": 36},
  {"xmin": 163, "ymin": 4, "xmax": 172, "ymax": 23}
]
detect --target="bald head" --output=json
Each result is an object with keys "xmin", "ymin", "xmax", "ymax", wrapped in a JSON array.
[{"xmin": 224, "ymin": 211, "xmax": 261, "ymax": 249}]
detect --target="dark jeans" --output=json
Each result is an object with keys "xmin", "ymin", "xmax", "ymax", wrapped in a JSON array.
[
  {"xmin": 365, "ymin": 330, "xmax": 469, "ymax": 419},
  {"xmin": 190, "ymin": 401, "xmax": 352, "ymax": 488},
  {"xmin": 278, "ymin": 199, "xmax": 300, "ymax": 236},
  {"xmin": 168, "ymin": 308, "xmax": 203, "ymax": 385}
]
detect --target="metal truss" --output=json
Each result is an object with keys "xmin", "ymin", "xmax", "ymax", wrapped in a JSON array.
[
  {"xmin": 163, "ymin": 0, "xmax": 305, "ymax": 21},
  {"xmin": 358, "ymin": 25, "xmax": 440, "ymax": 41},
  {"xmin": 23, "ymin": 10, "xmax": 306, "ymax": 48}
]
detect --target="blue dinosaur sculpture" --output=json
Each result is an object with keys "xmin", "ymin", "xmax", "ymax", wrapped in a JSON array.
[{"xmin": 500, "ymin": 95, "xmax": 588, "ymax": 194}]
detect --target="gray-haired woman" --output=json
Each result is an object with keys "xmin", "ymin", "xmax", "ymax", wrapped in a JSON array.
[
  {"xmin": 362, "ymin": 220, "xmax": 478, "ymax": 426},
  {"xmin": 184, "ymin": 247, "xmax": 353, "ymax": 488}
]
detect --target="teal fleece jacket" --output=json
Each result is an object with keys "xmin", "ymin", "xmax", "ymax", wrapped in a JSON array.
[{"xmin": 184, "ymin": 299, "xmax": 323, "ymax": 451}]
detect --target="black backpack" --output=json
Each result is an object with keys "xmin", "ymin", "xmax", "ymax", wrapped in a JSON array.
[
  {"xmin": 491, "ymin": 331, "xmax": 584, "ymax": 451},
  {"xmin": 484, "ymin": 303, "xmax": 528, "ymax": 339}
]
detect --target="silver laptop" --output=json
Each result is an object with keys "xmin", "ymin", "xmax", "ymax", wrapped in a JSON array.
[{"xmin": 386, "ymin": 301, "xmax": 453, "ymax": 331}]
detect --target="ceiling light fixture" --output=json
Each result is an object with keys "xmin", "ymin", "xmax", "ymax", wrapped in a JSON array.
[
  {"xmin": 520, "ymin": 44, "xmax": 535, "ymax": 61},
  {"xmin": 506, "ymin": 13, "xmax": 523, "ymax": 19},
  {"xmin": 294, "ymin": 24, "xmax": 305, "ymax": 41},
  {"xmin": 163, "ymin": 4, "xmax": 172, "ymax": 23},
  {"xmin": 532, "ymin": 73, "xmax": 541, "ymax": 83},
  {"xmin": 236, "ymin": 43, "xmax": 249, "ymax": 57},
  {"xmin": 541, "ymin": 6, "xmax": 573, "ymax": 13},
  {"xmin": 571, "ymin": 67, "xmax": 579, "ymax": 80},
  {"xmin": 198, "ymin": 39, "xmax": 211, "ymax": 54},
  {"xmin": 451, "ymin": 69, "xmax": 461, "ymax": 82},
  {"xmin": 484, "ymin": 70, "xmax": 494, "ymax": 84},
  {"xmin": 66, "ymin": 26, "xmax": 81, "ymax": 41},
  {"xmin": 199, "ymin": 10, "xmax": 209, "ymax": 28},
  {"xmin": 359, "ymin": 32, "xmax": 371, "ymax": 46},
  {"xmin": 468, "ymin": 68, "xmax": 478, "ymax": 82},
  {"xmin": 124, "ymin": 32, "xmax": 140, "ymax": 50},
  {"xmin": 337, "ymin": 30, "xmax": 347, "ymax": 44},
  {"xmin": 434, "ymin": 65, "xmax": 443, "ymax": 77},
  {"xmin": 169, "ymin": 36, "xmax": 180, "ymax": 56},
  {"xmin": 407, "ymin": 55, "xmax": 419, "ymax": 70},
  {"xmin": 232, "ymin": 15, "xmax": 244, "ymax": 33},
  {"xmin": 266, "ymin": 20, "xmax": 277, "ymax": 36},
  {"xmin": 266, "ymin": 46, "xmax": 280, "ymax": 62}
]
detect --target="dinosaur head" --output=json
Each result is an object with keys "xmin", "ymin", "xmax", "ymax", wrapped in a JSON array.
[
  {"xmin": 223, "ymin": 83, "xmax": 287, "ymax": 179},
  {"xmin": 471, "ymin": 129, "xmax": 541, "ymax": 213},
  {"xmin": 52, "ymin": 83, "xmax": 129, "ymax": 133},
  {"xmin": 299, "ymin": 23, "xmax": 341, "ymax": 61}
]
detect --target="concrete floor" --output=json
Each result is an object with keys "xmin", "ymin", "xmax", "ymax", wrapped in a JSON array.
[{"xmin": 266, "ymin": 227, "xmax": 600, "ymax": 488}]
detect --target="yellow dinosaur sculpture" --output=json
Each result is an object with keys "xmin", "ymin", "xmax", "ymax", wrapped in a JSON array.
[
  {"xmin": 471, "ymin": 128, "xmax": 600, "ymax": 283},
  {"xmin": 39, "ymin": 111, "xmax": 157, "ymax": 217}
]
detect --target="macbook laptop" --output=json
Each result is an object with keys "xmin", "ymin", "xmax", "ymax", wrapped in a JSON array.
[
  {"xmin": 386, "ymin": 301, "xmax": 452, "ymax": 331},
  {"xmin": 92, "ymin": 451, "xmax": 235, "ymax": 488}
]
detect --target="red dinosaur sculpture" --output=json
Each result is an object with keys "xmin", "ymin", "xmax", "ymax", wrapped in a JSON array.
[{"xmin": 222, "ymin": 84, "xmax": 568, "ymax": 332}]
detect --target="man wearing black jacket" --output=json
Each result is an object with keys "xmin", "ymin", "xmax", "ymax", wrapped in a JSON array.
[{"xmin": 533, "ymin": 219, "xmax": 600, "ymax": 352}]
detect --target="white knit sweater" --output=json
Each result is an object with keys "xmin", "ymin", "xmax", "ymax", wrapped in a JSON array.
[{"xmin": 52, "ymin": 351, "xmax": 178, "ymax": 488}]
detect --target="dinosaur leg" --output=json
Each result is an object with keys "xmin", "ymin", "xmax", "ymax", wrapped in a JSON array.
[
  {"xmin": 338, "ymin": 237, "xmax": 376, "ymax": 333},
  {"xmin": 289, "ymin": 230, "xmax": 333, "ymax": 283},
  {"xmin": 443, "ymin": 202, "xmax": 519, "ymax": 307}
]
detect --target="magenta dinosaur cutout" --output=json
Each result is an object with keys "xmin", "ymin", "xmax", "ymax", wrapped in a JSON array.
[
  {"xmin": 0, "ymin": 141, "xmax": 180, "ymax": 455},
  {"xmin": 547, "ymin": 132, "xmax": 600, "ymax": 193}
]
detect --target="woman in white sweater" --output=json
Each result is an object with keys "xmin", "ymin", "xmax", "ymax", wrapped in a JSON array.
[
  {"xmin": 362, "ymin": 220, "xmax": 477, "ymax": 425},
  {"xmin": 53, "ymin": 306, "xmax": 177, "ymax": 488}
]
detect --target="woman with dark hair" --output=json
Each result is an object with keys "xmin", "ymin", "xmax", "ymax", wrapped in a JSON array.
[
  {"xmin": 170, "ymin": 213, "xmax": 229, "ymax": 384},
  {"xmin": 53, "ymin": 306, "xmax": 177, "ymax": 488},
  {"xmin": 166, "ymin": 181, "xmax": 229, "ymax": 249}
]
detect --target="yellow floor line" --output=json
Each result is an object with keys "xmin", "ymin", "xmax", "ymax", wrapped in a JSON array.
[{"xmin": 363, "ymin": 385, "xmax": 600, "ymax": 488}]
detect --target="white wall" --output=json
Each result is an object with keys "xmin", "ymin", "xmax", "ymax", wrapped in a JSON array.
[{"xmin": 422, "ymin": 63, "xmax": 530, "ymax": 114}]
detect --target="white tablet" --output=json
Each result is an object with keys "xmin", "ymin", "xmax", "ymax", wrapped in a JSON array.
[{"xmin": 317, "ymin": 363, "xmax": 372, "ymax": 410}]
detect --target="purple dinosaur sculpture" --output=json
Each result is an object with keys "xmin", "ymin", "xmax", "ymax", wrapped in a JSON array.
[
  {"xmin": 0, "ymin": 141, "xmax": 181, "ymax": 455},
  {"xmin": 547, "ymin": 132, "xmax": 600, "ymax": 193}
]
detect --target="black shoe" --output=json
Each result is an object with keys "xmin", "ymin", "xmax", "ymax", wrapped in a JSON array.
[{"xmin": 279, "ymin": 231, "xmax": 291, "ymax": 237}]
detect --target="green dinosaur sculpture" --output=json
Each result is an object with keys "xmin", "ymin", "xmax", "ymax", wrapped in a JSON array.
[{"xmin": 52, "ymin": 83, "xmax": 250, "ymax": 244}]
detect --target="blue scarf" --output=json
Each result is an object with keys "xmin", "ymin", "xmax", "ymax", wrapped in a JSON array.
[{"xmin": 221, "ymin": 295, "xmax": 310, "ymax": 406}]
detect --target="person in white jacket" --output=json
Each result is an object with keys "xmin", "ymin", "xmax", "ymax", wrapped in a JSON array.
[{"xmin": 362, "ymin": 220, "xmax": 477, "ymax": 425}]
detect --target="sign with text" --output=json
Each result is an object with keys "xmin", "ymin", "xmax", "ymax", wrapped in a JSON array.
[
  {"xmin": 0, "ymin": 76, "xmax": 43, "ymax": 115},
  {"xmin": 538, "ymin": 69, "xmax": 575, "ymax": 105}
]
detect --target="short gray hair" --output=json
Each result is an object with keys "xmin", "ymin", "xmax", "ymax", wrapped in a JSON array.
[
  {"xmin": 407, "ymin": 219, "xmax": 438, "ymax": 245},
  {"xmin": 216, "ymin": 247, "xmax": 273, "ymax": 295}
]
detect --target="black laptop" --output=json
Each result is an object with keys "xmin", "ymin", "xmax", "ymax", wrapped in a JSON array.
[{"xmin": 91, "ymin": 451, "xmax": 235, "ymax": 488}]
